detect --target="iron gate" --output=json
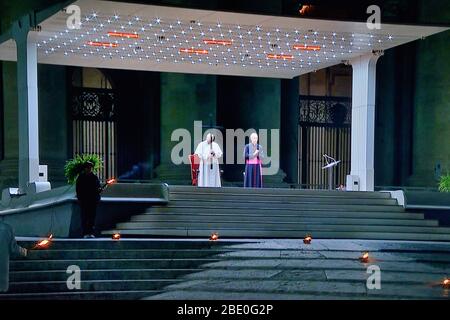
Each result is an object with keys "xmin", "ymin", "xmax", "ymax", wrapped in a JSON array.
[
  {"xmin": 298, "ymin": 95, "xmax": 351, "ymax": 189},
  {"xmin": 71, "ymin": 88, "xmax": 117, "ymax": 181}
]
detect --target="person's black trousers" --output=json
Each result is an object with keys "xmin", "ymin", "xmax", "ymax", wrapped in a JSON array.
[{"xmin": 79, "ymin": 200, "xmax": 98, "ymax": 236}]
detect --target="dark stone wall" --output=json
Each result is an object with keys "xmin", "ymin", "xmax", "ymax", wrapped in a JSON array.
[
  {"xmin": 409, "ymin": 0, "xmax": 450, "ymax": 187},
  {"xmin": 38, "ymin": 64, "xmax": 68, "ymax": 185},
  {"xmin": 281, "ymin": 77, "xmax": 299, "ymax": 183},
  {"xmin": 160, "ymin": 73, "xmax": 217, "ymax": 166},
  {"xmin": 217, "ymin": 76, "xmax": 281, "ymax": 181},
  {"xmin": 104, "ymin": 69, "xmax": 160, "ymax": 180},
  {"xmin": 374, "ymin": 0, "xmax": 450, "ymax": 188}
]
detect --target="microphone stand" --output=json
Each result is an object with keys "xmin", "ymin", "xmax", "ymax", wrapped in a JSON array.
[{"xmin": 322, "ymin": 154, "xmax": 340, "ymax": 190}]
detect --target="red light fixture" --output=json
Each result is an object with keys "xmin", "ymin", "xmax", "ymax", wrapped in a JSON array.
[
  {"xmin": 87, "ymin": 41, "xmax": 118, "ymax": 48},
  {"xmin": 203, "ymin": 39, "xmax": 232, "ymax": 46},
  {"xmin": 179, "ymin": 48, "xmax": 209, "ymax": 55},
  {"xmin": 266, "ymin": 53, "xmax": 294, "ymax": 60},
  {"xmin": 107, "ymin": 31, "xmax": 139, "ymax": 39},
  {"xmin": 293, "ymin": 44, "xmax": 321, "ymax": 51}
]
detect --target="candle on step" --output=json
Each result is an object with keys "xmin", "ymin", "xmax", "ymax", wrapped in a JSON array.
[
  {"xmin": 359, "ymin": 252, "xmax": 370, "ymax": 263},
  {"xmin": 303, "ymin": 235, "xmax": 312, "ymax": 244},
  {"xmin": 209, "ymin": 232, "xmax": 219, "ymax": 241}
]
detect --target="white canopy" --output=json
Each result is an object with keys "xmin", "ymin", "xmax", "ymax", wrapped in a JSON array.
[{"xmin": 0, "ymin": 0, "xmax": 447, "ymax": 78}]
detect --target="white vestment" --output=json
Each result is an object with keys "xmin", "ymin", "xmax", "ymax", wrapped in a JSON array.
[{"xmin": 194, "ymin": 141, "xmax": 222, "ymax": 187}]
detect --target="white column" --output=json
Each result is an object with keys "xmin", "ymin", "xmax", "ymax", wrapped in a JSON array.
[
  {"xmin": 15, "ymin": 35, "xmax": 40, "ymax": 191},
  {"xmin": 348, "ymin": 51, "xmax": 383, "ymax": 191}
]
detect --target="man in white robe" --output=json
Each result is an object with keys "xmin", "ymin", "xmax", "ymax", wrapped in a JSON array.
[{"xmin": 194, "ymin": 133, "xmax": 222, "ymax": 187}]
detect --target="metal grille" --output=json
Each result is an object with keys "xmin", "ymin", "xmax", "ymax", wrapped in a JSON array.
[
  {"xmin": 71, "ymin": 88, "xmax": 117, "ymax": 182},
  {"xmin": 298, "ymin": 95, "xmax": 351, "ymax": 189},
  {"xmin": 0, "ymin": 63, "xmax": 3, "ymax": 160}
]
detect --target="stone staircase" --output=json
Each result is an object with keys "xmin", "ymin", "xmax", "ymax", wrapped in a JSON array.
[
  {"xmin": 2, "ymin": 238, "xmax": 450, "ymax": 300},
  {"xmin": 103, "ymin": 186, "xmax": 450, "ymax": 241},
  {"xmin": 0, "ymin": 239, "xmax": 227, "ymax": 300}
]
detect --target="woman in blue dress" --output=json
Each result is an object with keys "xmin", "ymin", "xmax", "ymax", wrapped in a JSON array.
[{"xmin": 243, "ymin": 133, "xmax": 264, "ymax": 188}]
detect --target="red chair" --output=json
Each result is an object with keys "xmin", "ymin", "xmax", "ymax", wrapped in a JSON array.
[{"xmin": 188, "ymin": 154, "xmax": 200, "ymax": 186}]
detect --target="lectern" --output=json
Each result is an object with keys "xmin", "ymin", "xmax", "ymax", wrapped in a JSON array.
[{"xmin": 322, "ymin": 154, "xmax": 341, "ymax": 190}]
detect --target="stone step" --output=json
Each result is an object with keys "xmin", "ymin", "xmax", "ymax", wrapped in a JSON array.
[
  {"xmin": 7, "ymin": 279, "xmax": 183, "ymax": 294},
  {"xmin": 16, "ymin": 240, "xmax": 226, "ymax": 250},
  {"xmin": 24, "ymin": 249, "xmax": 228, "ymax": 260},
  {"xmin": 10, "ymin": 258, "xmax": 220, "ymax": 271},
  {"xmin": 133, "ymin": 213, "xmax": 431, "ymax": 224},
  {"xmin": 158, "ymin": 202, "xmax": 405, "ymax": 212},
  {"xmin": 0, "ymin": 290, "xmax": 162, "ymax": 300},
  {"xmin": 10, "ymin": 268, "xmax": 203, "ymax": 282},
  {"xmin": 201, "ymin": 258, "xmax": 450, "ymax": 274},
  {"xmin": 168, "ymin": 186, "xmax": 391, "ymax": 198},
  {"xmin": 114, "ymin": 221, "xmax": 450, "ymax": 235},
  {"xmin": 169, "ymin": 192, "xmax": 395, "ymax": 204},
  {"xmin": 144, "ymin": 290, "xmax": 382, "ymax": 300},
  {"xmin": 102, "ymin": 228, "xmax": 450, "ymax": 241},
  {"xmin": 145, "ymin": 207, "xmax": 415, "ymax": 218},
  {"xmin": 157, "ymin": 279, "xmax": 447, "ymax": 299},
  {"xmin": 169, "ymin": 196, "xmax": 397, "ymax": 206},
  {"xmin": 180, "ymin": 268, "xmax": 445, "ymax": 285}
]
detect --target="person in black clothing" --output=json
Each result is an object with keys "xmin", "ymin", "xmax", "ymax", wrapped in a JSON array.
[{"xmin": 76, "ymin": 161, "xmax": 101, "ymax": 238}]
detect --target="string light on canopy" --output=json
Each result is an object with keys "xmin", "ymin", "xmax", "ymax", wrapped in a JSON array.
[{"xmin": 34, "ymin": 10, "xmax": 403, "ymax": 77}]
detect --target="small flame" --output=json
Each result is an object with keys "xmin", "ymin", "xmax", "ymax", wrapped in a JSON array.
[
  {"xmin": 34, "ymin": 234, "xmax": 53, "ymax": 249},
  {"xmin": 107, "ymin": 178, "xmax": 116, "ymax": 185},
  {"xmin": 112, "ymin": 233, "xmax": 121, "ymax": 240},
  {"xmin": 209, "ymin": 232, "xmax": 219, "ymax": 241},
  {"xmin": 360, "ymin": 252, "xmax": 370, "ymax": 262},
  {"xmin": 303, "ymin": 235, "xmax": 312, "ymax": 244},
  {"xmin": 299, "ymin": 4, "xmax": 313, "ymax": 15},
  {"xmin": 443, "ymin": 278, "xmax": 450, "ymax": 288}
]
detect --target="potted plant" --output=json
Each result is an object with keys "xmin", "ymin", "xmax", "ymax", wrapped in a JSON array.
[
  {"xmin": 438, "ymin": 173, "xmax": 450, "ymax": 193},
  {"xmin": 64, "ymin": 154, "xmax": 103, "ymax": 185}
]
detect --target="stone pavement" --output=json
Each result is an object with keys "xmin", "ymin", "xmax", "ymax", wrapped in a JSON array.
[{"xmin": 145, "ymin": 239, "xmax": 450, "ymax": 300}]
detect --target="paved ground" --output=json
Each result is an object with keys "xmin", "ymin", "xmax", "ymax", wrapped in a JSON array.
[{"xmin": 145, "ymin": 239, "xmax": 450, "ymax": 300}]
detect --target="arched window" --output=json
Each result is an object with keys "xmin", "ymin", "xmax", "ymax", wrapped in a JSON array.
[{"xmin": 70, "ymin": 67, "xmax": 117, "ymax": 181}]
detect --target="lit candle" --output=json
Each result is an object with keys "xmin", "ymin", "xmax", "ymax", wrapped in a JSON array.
[
  {"xmin": 34, "ymin": 234, "xmax": 53, "ymax": 249},
  {"xmin": 209, "ymin": 232, "xmax": 219, "ymax": 241},
  {"xmin": 303, "ymin": 235, "xmax": 312, "ymax": 244},
  {"xmin": 443, "ymin": 278, "xmax": 450, "ymax": 289},
  {"xmin": 359, "ymin": 252, "xmax": 370, "ymax": 263}
]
